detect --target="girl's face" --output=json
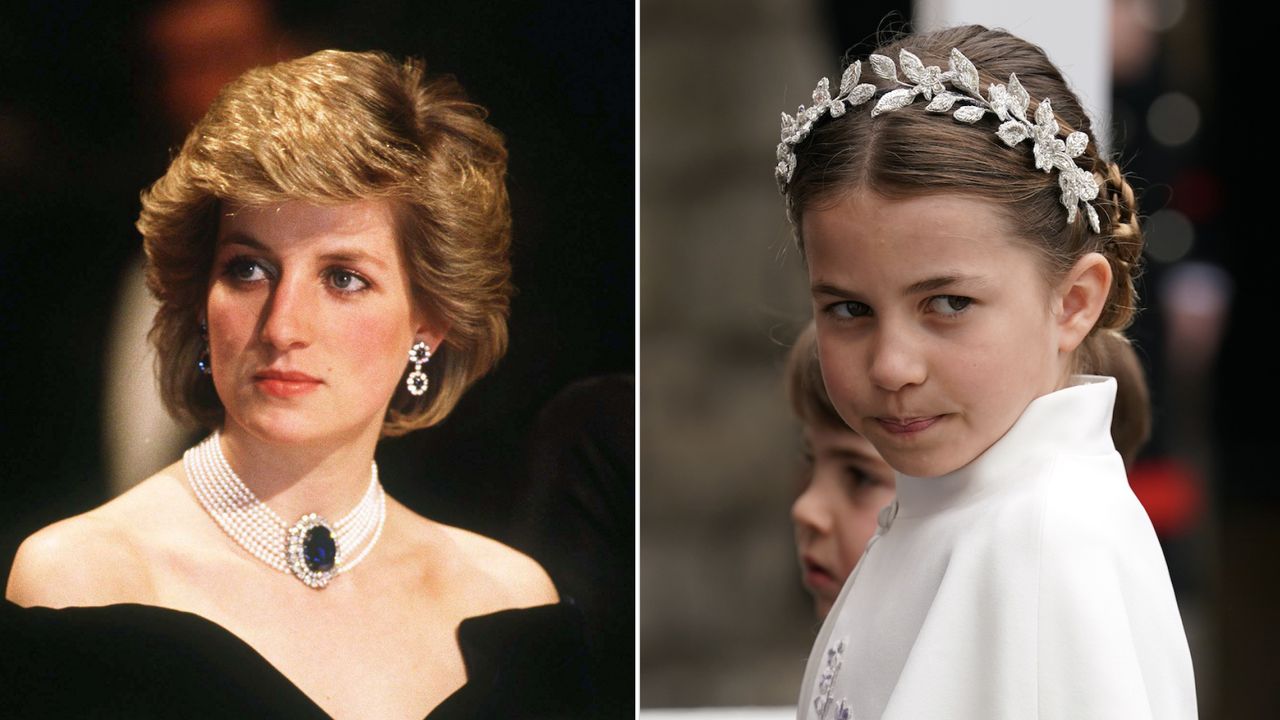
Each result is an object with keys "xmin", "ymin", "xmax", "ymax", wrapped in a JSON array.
[
  {"xmin": 791, "ymin": 422, "xmax": 896, "ymax": 619},
  {"xmin": 206, "ymin": 199, "xmax": 441, "ymax": 448},
  {"xmin": 803, "ymin": 191, "xmax": 1067, "ymax": 479}
]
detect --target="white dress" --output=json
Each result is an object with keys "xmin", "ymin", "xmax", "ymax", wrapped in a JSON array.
[{"xmin": 795, "ymin": 375, "xmax": 1197, "ymax": 720}]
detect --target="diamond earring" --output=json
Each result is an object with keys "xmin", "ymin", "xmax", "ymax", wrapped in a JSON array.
[
  {"xmin": 197, "ymin": 320, "xmax": 212, "ymax": 375},
  {"xmin": 406, "ymin": 341, "xmax": 431, "ymax": 396}
]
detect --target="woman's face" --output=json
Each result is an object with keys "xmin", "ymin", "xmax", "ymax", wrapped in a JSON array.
[
  {"xmin": 791, "ymin": 422, "xmax": 895, "ymax": 619},
  {"xmin": 206, "ymin": 199, "xmax": 438, "ymax": 447},
  {"xmin": 802, "ymin": 191, "xmax": 1067, "ymax": 479}
]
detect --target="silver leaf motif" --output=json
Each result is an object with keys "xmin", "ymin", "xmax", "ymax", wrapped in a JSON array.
[
  {"xmin": 839, "ymin": 61, "xmax": 860, "ymax": 96},
  {"xmin": 987, "ymin": 83, "xmax": 1010, "ymax": 122},
  {"xmin": 813, "ymin": 77, "xmax": 832, "ymax": 107},
  {"xmin": 847, "ymin": 83, "xmax": 877, "ymax": 105},
  {"xmin": 1065, "ymin": 131, "xmax": 1088, "ymax": 157},
  {"xmin": 926, "ymin": 92, "xmax": 961, "ymax": 113},
  {"xmin": 996, "ymin": 120, "xmax": 1029, "ymax": 146},
  {"xmin": 1007, "ymin": 73, "xmax": 1031, "ymax": 122},
  {"xmin": 869, "ymin": 53, "xmax": 897, "ymax": 81},
  {"xmin": 775, "ymin": 44, "xmax": 1104, "ymax": 233},
  {"xmin": 900, "ymin": 49, "xmax": 927, "ymax": 84},
  {"xmin": 950, "ymin": 48, "xmax": 979, "ymax": 94},
  {"xmin": 1035, "ymin": 98, "xmax": 1058, "ymax": 135},
  {"xmin": 872, "ymin": 88, "xmax": 916, "ymax": 117}
]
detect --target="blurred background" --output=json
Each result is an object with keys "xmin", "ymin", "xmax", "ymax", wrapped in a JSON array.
[
  {"xmin": 641, "ymin": 0, "xmax": 1276, "ymax": 718},
  {"xmin": 0, "ymin": 0, "xmax": 634, "ymax": 714}
]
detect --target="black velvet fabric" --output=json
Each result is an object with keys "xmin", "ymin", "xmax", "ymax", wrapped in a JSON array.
[{"xmin": 0, "ymin": 599, "xmax": 589, "ymax": 718}]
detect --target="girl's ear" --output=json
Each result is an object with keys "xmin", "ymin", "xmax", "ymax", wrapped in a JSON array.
[{"xmin": 1054, "ymin": 252, "xmax": 1112, "ymax": 354}]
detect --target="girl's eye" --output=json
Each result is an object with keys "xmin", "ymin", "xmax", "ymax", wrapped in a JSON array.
[
  {"xmin": 827, "ymin": 300, "xmax": 871, "ymax": 319},
  {"xmin": 927, "ymin": 295, "xmax": 972, "ymax": 317},
  {"xmin": 845, "ymin": 466, "xmax": 891, "ymax": 496},
  {"xmin": 845, "ymin": 466, "xmax": 874, "ymax": 489},
  {"xmin": 328, "ymin": 269, "xmax": 370, "ymax": 293},
  {"xmin": 226, "ymin": 257, "xmax": 271, "ymax": 283}
]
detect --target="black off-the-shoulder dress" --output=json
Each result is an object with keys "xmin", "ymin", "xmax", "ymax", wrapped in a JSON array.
[{"xmin": 0, "ymin": 599, "xmax": 589, "ymax": 718}]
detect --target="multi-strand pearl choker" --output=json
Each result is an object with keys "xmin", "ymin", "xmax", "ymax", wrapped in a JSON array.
[{"xmin": 183, "ymin": 431, "xmax": 387, "ymax": 589}]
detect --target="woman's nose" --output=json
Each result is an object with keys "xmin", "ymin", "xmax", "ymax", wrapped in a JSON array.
[{"xmin": 258, "ymin": 274, "xmax": 315, "ymax": 350}]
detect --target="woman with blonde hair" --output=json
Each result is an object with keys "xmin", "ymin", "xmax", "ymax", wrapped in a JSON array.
[{"xmin": 5, "ymin": 49, "xmax": 585, "ymax": 718}]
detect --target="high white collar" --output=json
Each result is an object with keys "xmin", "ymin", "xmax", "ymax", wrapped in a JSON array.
[{"xmin": 893, "ymin": 374, "xmax": 1118, "ymax": 519}]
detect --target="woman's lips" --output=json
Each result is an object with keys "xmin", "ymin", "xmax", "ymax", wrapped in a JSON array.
[
  {"xmin": 876, "ymin": 415, "xmax": 942, "ymax": 435},
  {"xmin": 254, "ymin": 371, "xmax": 322, "ymax": 398}
]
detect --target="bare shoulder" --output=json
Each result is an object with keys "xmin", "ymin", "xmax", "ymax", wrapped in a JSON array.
[
  {"xmin": 446, "ymin": 525, "xmax": 559, "ymax": 605},
  {"xmin": 5, "ymin": 463, "xmax": 188, "ymax": 608},
  {"xmin": 395, "ymin": 506, "xmax": 559, "ymax": 610}
]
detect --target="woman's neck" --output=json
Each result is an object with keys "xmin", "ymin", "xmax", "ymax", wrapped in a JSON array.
[{"xmin": 215, "ymin": 420, "xmax": 381, "ymax": 523}]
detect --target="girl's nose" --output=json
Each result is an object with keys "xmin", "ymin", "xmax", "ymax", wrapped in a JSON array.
[
  {"xmin": 867, "ymin": 326, "xmax": 927, "ymax": 392},
  {"xmin": 791, "ymin": 480, "xmax": 832, "ymax": 534}
]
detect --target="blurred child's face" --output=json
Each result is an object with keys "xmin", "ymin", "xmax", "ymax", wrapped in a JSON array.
[
  {"xmin": 792, "ymin": 422, "xmax": 895, "ymax": 619},
  {"xmin": 803, "ymin": 191, "xmax": 1066, "ymax": 479}
]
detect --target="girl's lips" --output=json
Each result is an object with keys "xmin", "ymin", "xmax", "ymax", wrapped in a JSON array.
[
  {"xmin": 877, "ymin": 415, "xmax": 942, "ymax": 434},
  {"xmin": 802, "ymin": 558, "xmax": 842, "ymax": 596}
]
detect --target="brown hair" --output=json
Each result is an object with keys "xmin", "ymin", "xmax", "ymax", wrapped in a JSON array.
[
  {"xmin": 784, "ymin": 24, "xmax": 1150, "ymax": 447},
  {"xmin": 786, "ymin": 322, "xmax": 849, "ymax": 431},
  {"xmin": 1100, "ymin": 329, "xmax": 1152, "ymax": 469},
  {"xmin": 139, "ymin": 49, "xmax": 512, "ymax": 436}
]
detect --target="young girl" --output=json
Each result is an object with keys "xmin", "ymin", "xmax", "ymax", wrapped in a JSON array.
[
  {"xmin": 775, "ymin": 25, "xmax": 1196, "ymax": 719},
  {"xmin": 787, "ymin": 322, "xmax": 896, "ymax": 620}
]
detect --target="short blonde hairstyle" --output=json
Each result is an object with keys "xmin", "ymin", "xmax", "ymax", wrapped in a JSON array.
[{"xmin": 139, "ymin": 49, "xmax": 512, "ymax": 436}]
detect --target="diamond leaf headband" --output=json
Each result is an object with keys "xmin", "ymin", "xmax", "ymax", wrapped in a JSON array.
[{"xmin": 776, "ymin": 48, "xmax": 1101, "ymax": 233}]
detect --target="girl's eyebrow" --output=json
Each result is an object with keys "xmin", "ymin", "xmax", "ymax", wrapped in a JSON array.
[
  {"xmin": 810, "ymin": 280, "xmax": 858, "ymax": 298},
  {"xmin": 901, "ymin": 273, "xmax": 988, "ymax": 295},
  {"xmin": 812, "ymin": 273, "xmax": 989, "ymax": 298}
]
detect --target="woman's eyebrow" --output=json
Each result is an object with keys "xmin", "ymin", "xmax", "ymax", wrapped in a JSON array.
[
  {"xmin": 215, "ymin": 233, "xmax": 390, "ymax": 271},
  {"xmin": 317, "ymin": 248, "xmax": 390, "ymax": 270},
  {"xmin": 216, "ymin": 231, "xmax": 265, "ymax": 250}
]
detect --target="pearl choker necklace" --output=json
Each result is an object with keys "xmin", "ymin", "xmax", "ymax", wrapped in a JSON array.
[{"xmin": 183, "ymin": 431, "xmax": 387, "ymax": 589}]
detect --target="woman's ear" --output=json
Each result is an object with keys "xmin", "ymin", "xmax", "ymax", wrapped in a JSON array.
[
  {"xmin": 1054, "ymin": 252, "xmax": 1112, "ymax": 354},
  {"xmin": 412, "ymin": 312, "xmax": 450, "ymax": 354}
]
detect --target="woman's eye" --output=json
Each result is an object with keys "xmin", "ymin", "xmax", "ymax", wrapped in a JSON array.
[
  {"xmin": 827, "ymin": 300, "xmax": 871, "ymax": 319},
  {"xmin": 328, "ymin": 269, "xmax": 370, "ymax": 293},
  {"xmin": 927, "ymin": 295, "xmax": 972, "ymax": 317},
  {"xmin": 226, "ymin": 257, "xmax": 270, "ymax": 282}
]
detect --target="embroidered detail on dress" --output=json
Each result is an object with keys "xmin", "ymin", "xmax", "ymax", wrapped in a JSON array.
[{"xmin": 811, "ymin": 636, "xmax": 851, "ymax": 719}]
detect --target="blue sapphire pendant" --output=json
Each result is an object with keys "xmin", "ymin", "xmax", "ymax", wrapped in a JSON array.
[{"xmin": 287, "ymin": 514, "xmax": 338, "ymax": 588}]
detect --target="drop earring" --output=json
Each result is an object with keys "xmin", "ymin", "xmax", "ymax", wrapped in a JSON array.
[
  {"xmin": 197, "ymin": 320, "xmax": 212, "ymax": 375},
  {"xmin": 406, "ymin": 341, "xmax": 431, "ymax": 396}
]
